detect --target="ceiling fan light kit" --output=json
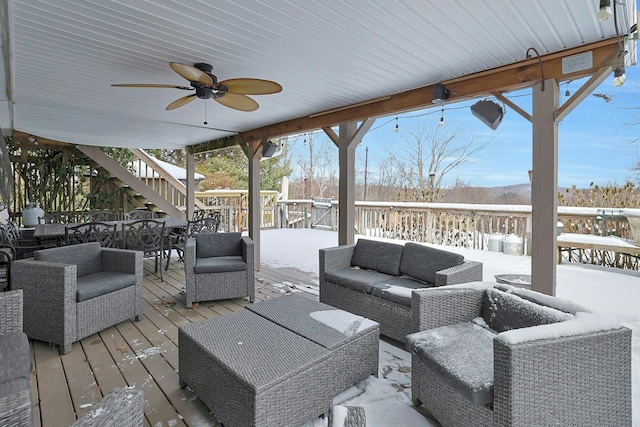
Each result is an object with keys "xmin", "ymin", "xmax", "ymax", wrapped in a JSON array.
[{"xmin": 112, "ymin": 62, "xmax": 281, "ymax": 112}]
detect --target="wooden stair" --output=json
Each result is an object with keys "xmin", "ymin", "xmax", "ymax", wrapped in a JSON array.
[{"xmin": 76, "ymin": 145, "xmax": 186, "ymax": 219}]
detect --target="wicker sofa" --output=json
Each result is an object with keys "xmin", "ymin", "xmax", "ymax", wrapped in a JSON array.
[
  {"xmin": 12, "ymin": 242, "xmax": 143, "ymax": 354},
  {"xmin": 319, "ymin": 239, "xmax": 482, "ymax": 341},
  {"xmin": 406, "ymin": 283, "xmax": 632, "ymax": 427}
]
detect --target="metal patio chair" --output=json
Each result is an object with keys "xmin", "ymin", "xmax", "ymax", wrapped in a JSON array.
[
  {"xmin": 121, "ymin": 219, "xmax": 165, "ymax": 281},
  {"xmin": 65, "ymin": 222, "xmax": 118, "ymax": 248}
]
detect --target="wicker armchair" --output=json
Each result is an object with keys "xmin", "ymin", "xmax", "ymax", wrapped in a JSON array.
[
  {"xmin": 184, "ymin": 232, "xmax": 254, "ymax": 308},
  {"xmin": 12, "ymin": 242, "xmax": 143, "ymax": 354},
  {"xmin": 165, "ymin": 215, "xmax": 221, "ymax": 270},
  {"xmin": 0, "ymin": 290, "xmax": 32, "ymax": 427},
  {"xmin": 406, "ymin": 284, "xmax": 632, "ymax": 427}
]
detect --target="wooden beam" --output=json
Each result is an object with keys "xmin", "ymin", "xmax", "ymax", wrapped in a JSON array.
[
  {"xmin": 191, "ymin": 39, "xmax": 620, "ymax": 154},
  {"xmin": 322, "ymin": 126, "xmax": 339, "ymax": 147},
  {"xmin": 555, "ymin": 63, "xmax": 613, "ymax": 123},
  {"xmin": 492, "ymin": 92, "xmax": 532, "ymax": 122}
]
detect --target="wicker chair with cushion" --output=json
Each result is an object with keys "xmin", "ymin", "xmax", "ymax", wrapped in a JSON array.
[
  {"xmin": 184, "ymin": 232, "xmax": 254, "ymax": 308},
  {"xmin": 165, "ymin": 216, "xmax": 221, "ymax": 270},
  {"xmin": 0, "ymin": 290, "xmax": 32, "ymax": 427},
  {"xmin": 406, "ymin": 283, "xmax": 632, "ymax": 427},
  {"xmin": 65, "ymin": 222, "xmax": 118, "ymax": 248},
  {"xmin": 11, "ymin": 242, "xmax": 143, "ymax": 354}
]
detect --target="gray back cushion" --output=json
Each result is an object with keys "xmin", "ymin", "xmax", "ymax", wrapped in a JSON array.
[
  {"xmin": 351, "ymin": 239, "xmax": 403, "ymax": 276},
  {"xmin": 35, "ymin": 242, "xmax": 103, "ymax": 277},
  {"xmin": 482, "ymin": 288, "xmax": 573, "ymax": 333},
  {"xmin": 196, "ymin": 232, "xmax": 242, "ymax": 258},
  {"xmin": 400, "ymin": 243, "xmax": 464, "ymax": 284}
]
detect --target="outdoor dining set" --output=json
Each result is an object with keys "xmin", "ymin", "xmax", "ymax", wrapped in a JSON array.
[{"xmin": 0, "ymin": 209, "xmax": 633, "ymax": 427}]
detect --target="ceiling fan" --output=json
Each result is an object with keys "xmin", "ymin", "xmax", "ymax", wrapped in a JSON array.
[{"xmin": 112, "ymin": 62, "xmax": 282, "ymax": 112}]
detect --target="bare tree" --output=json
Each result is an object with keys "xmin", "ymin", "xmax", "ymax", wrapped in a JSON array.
[
  {"xmin": 295, "ymin": 132, "xmax": 338, "ymax": 198},
  {"xmin": 383, "ymin": 123, "xmax": 489, "ymax": 201}
]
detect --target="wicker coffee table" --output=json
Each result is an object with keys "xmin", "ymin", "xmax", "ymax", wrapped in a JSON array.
[{"xmin": 179, "ymin": 294, "xmax": 379, "ymax": 427}]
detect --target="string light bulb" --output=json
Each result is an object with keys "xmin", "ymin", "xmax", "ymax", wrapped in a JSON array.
[
  {"xmin": 613, "ymin": 66, "xmax": 626, "ymax": 87},
  {"xmin": 439, "ymin": 108, "xmax": 445, "ymax": 126},
  {"xmin": 303, "ymin": 133, "xmax": 307, "ymax": 146},
  {"xmin": 598, "ymin": 0, "xmax": 612, "ymax": 21},
  {"xmin": 394, "ymin": 117, "xmax": 399, "ymax": 133}
]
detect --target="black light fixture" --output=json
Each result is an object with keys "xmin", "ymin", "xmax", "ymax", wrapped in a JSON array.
[
  {"xmin": 262, "ymin": 140, "xmax": 279, "ymax": 158},
  {"xmin": 470, "ymin": 100, "xmax": 505, "ymax": 130},
  {"xmin": 598, "ymin": 0, "xmax": 612, "ymax": 21},
  {"xmin": 432, "ymin": 83, "xmax": 450, "ymax": 104}
]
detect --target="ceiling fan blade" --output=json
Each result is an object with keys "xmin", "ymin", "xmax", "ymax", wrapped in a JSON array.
[
  {"xmin": 166, "ymin": 94, "xmax": 197, "ymax": 110},
  {"xmin": 169, "ymin": 62, "xmax": 213, "ymax": 86},
  {"xmin": 218, "ymin": 78, "xmax": 282, "ymax": 95},
  {"xmin": 111, "ymin": 83, "xmax": 193, "ymax": 90},
  {"xmin": 214, "ymin": 93, "xmax": 259, "ymax": 111}
]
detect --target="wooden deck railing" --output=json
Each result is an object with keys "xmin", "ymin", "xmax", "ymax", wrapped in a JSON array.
[{"xmin": 277, "ymin": 200, "xmax": 640, "ymax": 255}]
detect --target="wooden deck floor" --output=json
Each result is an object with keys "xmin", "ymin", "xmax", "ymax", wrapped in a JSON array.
[{"xmin": 29, "ymin": 259, "xmax": 322, "ymax": 427}]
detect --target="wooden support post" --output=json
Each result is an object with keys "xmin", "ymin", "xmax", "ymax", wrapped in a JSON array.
[
  {"xmin": 334, "ymin": 118, "xmax": 375, "ymax": 245},
  {"xmin": 531, "ymin": 79, "xmax": 558, "ymax": 296},
  {"xmin": 185, "ymin": 148, "xmax": 195, "ymax": 221},
  {"xmin": 247, "ymin": 141, "xmax": 262, "ymax": 270}
]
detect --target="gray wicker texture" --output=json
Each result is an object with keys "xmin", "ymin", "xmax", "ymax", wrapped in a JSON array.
[
  {"xmin": 0, "ymin": 290, "xmax": 32, "ymax": 427},
  {"xmin": 71, "ymin": 387, "xmax": 144, "ymax": 427},
  {"xmin": 409, "ymin": 286, "xmax": 632, "ymax": 427},
  {"xmin": 332, "ymin": 406, "xmax": 367, "ymax": 427},
  {"xmin": 246, "ymin": 294, "xmax": 379, "ymax": 391},
  {"xmin": 179, "ymin": 297, "xmax": 379, "ymax": 427},
  {"xmin": 12, "ymin": 245, "xmax": 143, "ymax": 354},
  {"xmin": 180, "ymin": 310, "xmax": 332, "ymax": 427},
  {"xmin": 184, "ymin": 235, "xmax": 255, "ymax": 307},
  {"xmin": 319, "ymin": 244, "xmax": 482, "ymax": 342}
]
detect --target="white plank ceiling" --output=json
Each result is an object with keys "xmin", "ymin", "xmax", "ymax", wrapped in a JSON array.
[{"xmin": 0, "ymin": 0, "xmax": 636, "ymax": 149}]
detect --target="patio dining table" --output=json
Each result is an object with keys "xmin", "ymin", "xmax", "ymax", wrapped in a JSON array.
[{"xmin": 33, "ymin": 217, "xmax": 188, "ymax": 239}]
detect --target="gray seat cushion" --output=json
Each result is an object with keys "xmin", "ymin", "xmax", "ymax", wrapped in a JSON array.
[
  {"xmin": 324, "ymin": 268, "xmax": 394, "ymax": 294},
  {"xmin": 0, "ymin": 332, "xmax": 31, "ymax": 387},
  {"xmin": 406, "ymin": 321, "xmax": 497, "ymax": 406},
  {"xmin": 196, "ymin": 232, "xmax": 242, "ymax": 258},
  {"xmin": 351, "ymin": 239, "xmax": 403, "ymax": 276},
  {"xmin": 399, "ymin": 243, "xmax": 464, "ymax": 284},
  {"xmin": 194, "ymin": 256, "xmax": 247, "ymax": 274},
  {"xmin": 482, "ymin": 288, "xmax": 573, "ymax": 333},
  {"xmin": 35, "ymin": 241, "xmax": 103, "ymax": 277},
  {"xmin": 370, "ymin": 277, "xmax": 429, "ymax": 306},
  {"xmin": 76, "ymin": 271, "xmax": 137, "ymax": 302}
]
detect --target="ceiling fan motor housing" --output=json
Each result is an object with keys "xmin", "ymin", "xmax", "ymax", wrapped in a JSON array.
[{"xmin": 195, "ymin": 86, "xmax": 213, "ymax": 99}]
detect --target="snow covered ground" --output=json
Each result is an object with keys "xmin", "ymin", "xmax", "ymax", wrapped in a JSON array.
[{"xmin": 260, "ymin": 228, "xmax": 640, "ymax": 427}]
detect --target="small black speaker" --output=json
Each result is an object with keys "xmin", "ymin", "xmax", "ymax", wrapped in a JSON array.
[
  {"xmin": 470, "ymin": 100, "xmax": 504, "ymax": 130},
  {"xmin": 262, "ymin": 141, "xmax": 279, "ymax": 158}
]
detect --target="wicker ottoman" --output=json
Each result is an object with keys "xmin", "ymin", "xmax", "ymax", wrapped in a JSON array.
[{"xmin": 179, "ymin": 294, "xmax": 379, "ymax": 427}]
